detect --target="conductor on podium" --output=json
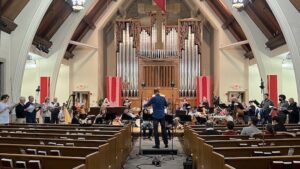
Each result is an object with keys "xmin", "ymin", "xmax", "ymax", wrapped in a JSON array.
[{"xmin": 144, "ymin": 88, "xmax": 168, "ymax": 149}]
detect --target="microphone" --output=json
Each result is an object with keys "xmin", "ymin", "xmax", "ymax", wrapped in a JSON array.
[
  {"xmin": 141, "ymin": 81, "xmax": 146, "ymax": 88},
  {"xmin": 171, "ymin": 81, "xmax": 175, "ymax": 88}
]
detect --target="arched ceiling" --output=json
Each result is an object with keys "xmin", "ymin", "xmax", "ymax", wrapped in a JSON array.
[{"xmin": 2, "ymin": 0, "xmax": 300, "ymax": 60}]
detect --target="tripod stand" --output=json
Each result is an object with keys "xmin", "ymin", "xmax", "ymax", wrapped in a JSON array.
[
  {"xmin": 138, "ymin": 81, "xmax": 145, "ymax": 155},
  {"xmin": 170, "ymin": 81, "xmax": 175, "ymax": 160}
]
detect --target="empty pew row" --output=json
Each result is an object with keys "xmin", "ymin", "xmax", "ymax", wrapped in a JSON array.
[
  {"xmin": 184, "ymin": 125, "xmax": 300, "ymax": 169},
  {"xmin": 0, "ymin": 124, "xmax": 132, "ymax": 169}
]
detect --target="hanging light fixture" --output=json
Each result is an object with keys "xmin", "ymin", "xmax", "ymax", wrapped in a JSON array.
[
  {"xmin": 232, "ymin": 0, "xmax": 244, "ymax": 9},
  {"xmin": 72, "ymin": 0, "xmax": 86, "ymax": 11}
]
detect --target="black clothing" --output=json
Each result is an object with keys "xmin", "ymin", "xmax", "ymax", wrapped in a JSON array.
[
  {"xmin": 51, "ymin": 102, "xmax": 60, "ymax": 124},
  {"xmin": 288, "ymin": 102, "xmax": 299, "ymax": 124},
  {"xmin": 274, "ymin": 123, "xmax": 287, "ymax": 132},
  {"xmin": 153, "ymin": 117, "xmax": 168, "ymax": 146},
  {"xmin": 15, "ymin": 103, "xmax": 26, "ymax": 118}
]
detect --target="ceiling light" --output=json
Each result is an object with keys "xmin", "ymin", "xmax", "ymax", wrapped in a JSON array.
[
  {"xmin": 232, "ymin": 0, "xmax": 244, "ymax": 9},
  {"xmin": 72, "ymin": 0, "xmax": 85, "ymax": 11}
]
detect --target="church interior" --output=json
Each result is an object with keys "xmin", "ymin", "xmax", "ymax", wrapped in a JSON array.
[{"xmin": 1, "ymin": 0, "xmax": 300, "ymax": 168}]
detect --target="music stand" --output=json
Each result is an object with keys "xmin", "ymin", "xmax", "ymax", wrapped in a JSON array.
[
  {"xmin": 142, "ymin": 112, "xmax": 152, "ymax": 121},
  {"xmin": 179, "ymin": 115, "xmax": 191, "ymax": 123},
  {"xmin": 104, "ymin": 112, "xmax": 116, "ymax": 124},
  {"xmin": 139, "ymin": 81, "xmax": 146, "ymax": 155},
  {"xmin": 175, "ymin": 110, "xmax": 187, "ymax": 117}
]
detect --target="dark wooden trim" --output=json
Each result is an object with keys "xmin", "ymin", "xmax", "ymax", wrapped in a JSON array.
[
  {"xmin": 265, "ymin": 33, "xmax": 286, "ymax": 50},
  {"xmin": 64, "ymin": 51, "xmax": 74, "ymax": 60},
  {"xmin": 0, "ymin": 16, "xmax": 17, "ymax": 34},
  {"xmin": 33, "ymin": 36, "xmax": 53, "ymax": 53},
  {"xmin": 83, "ymin": 17, "xmax": 96, "ymax": 30}
]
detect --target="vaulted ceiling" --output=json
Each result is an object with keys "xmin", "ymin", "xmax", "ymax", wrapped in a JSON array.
[
  {"xmin": 33, "ymin": 0, "xmax": 73, "ymax": 53},
  {"xmin": 1, "ymin": 0, "xmax": 300, "ymax": 60},
  {"xmin": 65, "ymin": 0, "xmax": 113, "ymax": 59},
  {"xmin": 205, "ymin": 0, "xmax": 287, "ymax": 59}
]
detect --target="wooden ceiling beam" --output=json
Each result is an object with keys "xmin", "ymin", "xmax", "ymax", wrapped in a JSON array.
[
  {"xmin": 64, "ymin": 51, "xmax": 74, "ymax": 60},
  {"xmin": 290, "ymin": 0, "xmax": 300, "ymax": 12},
  {"xmin": 32, "ymin": 36, "xmax": 53, "ymax": 53},
  {"xmin": 222, "ymin": 16, "xmax": 235, "ymax": 29},
  {"xmin": 265, "ymin": 33, "xmax": 286, "ymax": 50},
  {"xmin": 244, "ymin": 5, "xmax": 274, "ymax": 39},
  {"xmin": 1, "ymin": 0, "xmax": 29, "ymax": 21},
  {"xmin": 206, "ymin": 0, "xmax": 226, "ymax": 22},
  {"xmin": 0, "ymin": 16, "xmax": 17, "ymax": 34},
  {"xmin": 83, "ymin": 17, "xmax": 96, "ymax": 30}
]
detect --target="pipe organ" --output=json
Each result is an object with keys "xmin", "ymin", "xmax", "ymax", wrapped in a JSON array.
[
  {"xmin": 179, "ymin": 20, "xmax": 202, "ymax": 97},
  {"xmin": 116, "ymin": 21, "xmax": 140, "ymax": 97},
  {"xmin": 115, "ymin": 18, "xmax": 202, "ymax": 99},
  {"xmin": 139, "ymin": 25, "xmax": 178, "ymax": 59}
]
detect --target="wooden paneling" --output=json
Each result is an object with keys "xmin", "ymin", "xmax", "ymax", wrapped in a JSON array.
[{"xmin": 143, "ymin": 65, "xmax": 175, "ymax": 87}]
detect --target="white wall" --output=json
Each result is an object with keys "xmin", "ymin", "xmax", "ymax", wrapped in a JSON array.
[
  {"xmin": 282, "ymin": 67, "xmax": 298, "ymax": 102},
  {"xmin": 21, "ymin": 59, "xmax": 70, "ymax": 103},
  {"xmin": 55, "ymin": 64, "xmax": 70, "ymax": 103},
  {"xmin": 249, "ymin": 64, "xmax": 262, "ymax": 101},
  {"xmin": 249, "ymin": 62, "xmax": 298, "ymax": 103},
  {"xmin": 70, "ymin": 45, "xmax": 99, "ymax": 106}
]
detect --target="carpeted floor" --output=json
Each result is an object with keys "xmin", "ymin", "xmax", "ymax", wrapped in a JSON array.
[{"xmin": 123, "ymin": 137, "xmax": 187, "ymax": 169}]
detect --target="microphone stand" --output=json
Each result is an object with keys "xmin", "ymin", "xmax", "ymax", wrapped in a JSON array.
[
  {"xmin": 171, "ymin": 81, "xmax": 175, "ymax": 160},
  {"xmin": 139, "ymin": 82, "xmax": 145, "ymax": 155}
]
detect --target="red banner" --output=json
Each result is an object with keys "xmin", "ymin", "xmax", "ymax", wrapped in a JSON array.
[
  {"xmin": 154, "ymin": 0, "xmax": 166, "ymax": 12},
  {"xmin": 267, "ymin": 75, "xmax": 278, "ymax": 108},
  {"xmin": 40, "ymin": 77, "xmax": 50, "ymax": 104},
  {"xmin": 106, "ymin": 76, "xmax": 122, "ymax": 107},
  {"xmin": 196, "ymin": 76, "xmax": 212, "ymax": 107}
]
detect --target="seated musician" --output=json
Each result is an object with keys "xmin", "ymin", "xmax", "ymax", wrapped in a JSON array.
[
  {"xmin": 71, "ymin": 112, "xmax": 80, "ymax": 124},
  {"xmin": 123, "ymin": 108, "xmax": 137, "ymax": 119},
  {"xmin": 200, "ymin": 121, "xmax": 220, "ymax": 135},
  {"xmin": 223, "ymin": 121, "xmax": 238, "ymax": 136},
  {"xmin": 180, "ymin": 98, "xmax": 189, "ymax": 111},
  {"xmin": 197, "ymin": 107, "xmax": 207, "ymax": 124},
  {"xmin": 200, "ymin": 97, "xmax": 210, "ymax": 110},
  {"xmin": 229, "ymin": 97, "xmax": 245, "ymax": 124},
  {"xmin": 188, "ymin": 107, "xmax": 200, "ymax": 125},
  {"xmin": 101, "ymin": 98, "xmax": 110, "ymax": 108},
  {"xmin": 95, "ymin": 107, "xmax": 107, "ymax": 124},
  {"xmin": 141, "ymin": 109, "xmax": 153, "ymax": 140},
  {"xmin": 123, "ymin": 97, "xmax": 132, "ymax": 109}
]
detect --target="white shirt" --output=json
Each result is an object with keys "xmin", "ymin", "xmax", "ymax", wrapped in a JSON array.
[
  {"xmin": 0, "ymin": 102, "xmax": 10, "ymax": 124},
  {"xmin": 188, "ymin": 111, "xmax": 200, "ymax": 117},
  {"xmin": 42, "ymin": 102, "xmax": 53, "ymax": 118},
  {"xmin": 225, "ymin": 115, "xmax": 233, "ymax": 122}
]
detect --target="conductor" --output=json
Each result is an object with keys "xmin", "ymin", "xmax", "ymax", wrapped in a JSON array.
[{"xmin": 144, "ymin": 88, "xmax": 168, "ymax": 149}]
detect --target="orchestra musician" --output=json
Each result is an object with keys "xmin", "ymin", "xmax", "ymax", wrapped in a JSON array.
[{"xmin": 229, "ymin": 97, "xmax": 245, "ymax": 124}]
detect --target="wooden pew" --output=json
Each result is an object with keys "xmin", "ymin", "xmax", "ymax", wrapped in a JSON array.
[
  {"xmin": 0, "ymin": 153, "xmax": 89, "ymax": 169},
  {"xmin": 73, "ymin": 164, "xmax": 86, "ymax": 169}
]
